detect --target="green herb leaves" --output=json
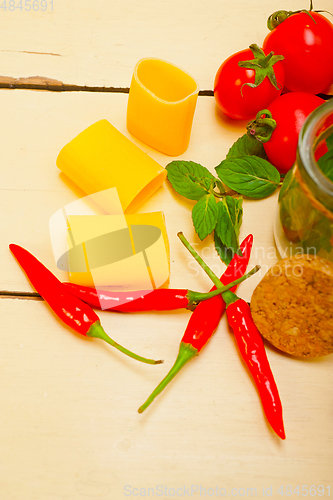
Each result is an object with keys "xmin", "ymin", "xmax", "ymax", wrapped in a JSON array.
[
  {"xmin": 278, "ymin": 130, "xmax": 333, "ymax": 258},
  {"xmin": 223, "ymin": 134, "xmax": 279, "ymax": 198},
  {"xmin": 216, "ymin": 155, "xmax": 280, "ymax": 198},
  {"xmin": 192, "ymin": 194, "xmax": 218, "ymax": 240},
  {"xmin": 226, "ymin": 133, "xmax": 268, "ymax": 160},
  {"xmin": 164, "ymin": 161, "xmax": 215, "ymax": 201},
  {"xmin": 327, "ymin": 132, "xmax": 333, "ymax": 151},
  {"xmin": 318, "ymin": 151, "xmax": 333, "ymax": 182},
  {"xmin": 318, "ymin": 131, "xmax": 333, "ymax": 182},
  {"xmin": 166, "ymin": 160, "xmax": 244, "ymax": 264},
  {"xmin": 214, "ymin": 197, "xmax": 243, "ymax": 264},
  {"xmin": 165, "ymin": 133, "xmax": 280, "ymax": 265}
]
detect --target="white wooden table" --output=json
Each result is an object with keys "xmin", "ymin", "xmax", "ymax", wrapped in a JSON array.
[{"xmin": 1, "ymin": 1, "xmax": 332, "ymax": 499}]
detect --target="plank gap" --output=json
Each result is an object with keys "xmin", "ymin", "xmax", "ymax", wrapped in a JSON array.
[
  {"xmin": 0, "ymin": 290, "xmax": 42, "ymax": 301},
  {"xmin": 0, "ymin": 75, "xmax": 216, "ymax": 94},
  {"xmin": 0, "ymin": 83, "xmax": 215, "ymax": 96},
  {"xmin": 0, "ymin": 76, "xmax": 331, "ymax": 99}
]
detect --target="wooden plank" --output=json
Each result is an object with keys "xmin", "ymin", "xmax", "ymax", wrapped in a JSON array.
[
  {"xmin": 0, "ymin": 0, "xmax": 332, "ymax": 89},
  {"xmin": 1, "ymin": 295, "xmax": 332, "ymax": 498},
  {"xmin": 0, "ymin": 89, "xmax": 276, "ymax": 293},
  {"xmin": 1, "ymin": 0, "xmax": 333, "ymax": 494},
  {"xmin": 1, "ymin": 88, "xmax": 332, "ymax": 499}
]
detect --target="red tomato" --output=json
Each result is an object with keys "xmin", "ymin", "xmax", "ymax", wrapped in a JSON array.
[
  {"xmin": 263, "ymin": 12, "xmax": 333, "ymax": 95},
  {"xmin": 262, "ymin": 92, "xmax": 324, "ymax": 173},
  {"xmin": 214, "ymin": 46, "xmax": 285, "ymax": 120}
]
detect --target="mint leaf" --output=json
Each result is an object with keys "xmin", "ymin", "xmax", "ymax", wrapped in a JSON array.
[
  {"xmin": 226, "ymin": 134, "xmax": 268, "ymax": 160},
  {"xmin": 215, "ymin": 197, "xmax": 242, "ymax": 256},
  {"xmin": 326, "ymin": 131, "xmax": 333, "ymax": 151},
  {"xmin": 233, "ymin": 197, "xmax": 243, "ymax": 236},
  {"xmin": 215, "ymin": 179, "xmax": 225, "ymax": 194},
  {"xmin": 215, "ymin": 156, "xmax": 280, "ymax": 198},
  {"xmin": 191, "ymin": 194, "xmax": 218, "ymax": 240},
  {"xmin": 214, "ymin": 232, "xmax": 234, "ymax": 266},
  {"xmin": 214, "ymin": 197, "xmax": 243, "ymax": 265},
  {"xmin": 318, "ymin": 150, "xmax": 333, "ymax": 182},
  {"xmin": 301, "ymin": 216, "xmax": 333, "ymax": 255},
  {"xmin": 166, "ymin": 160, "xmax": 216, "ymax": 201},
  {"xmin": 278, "ymin": 167, "xmax": 294, "ymax": 202}
]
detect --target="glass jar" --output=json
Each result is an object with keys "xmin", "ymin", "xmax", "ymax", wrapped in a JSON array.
[{"xmin": 274, "ymin": 98, "xmax": 333, "ymax": 261}]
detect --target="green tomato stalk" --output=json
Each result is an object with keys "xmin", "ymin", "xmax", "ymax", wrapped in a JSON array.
[
  {"xmin": 246, "ymin": 109, "xmax": 276, "ymax": 143},
  {"xmin": 267, "ymin": 1, "xmax": 332, "ymax": 30},
  {"xmin": 238, "ymin": 44, "xmax": 284, "ymax": 92}
]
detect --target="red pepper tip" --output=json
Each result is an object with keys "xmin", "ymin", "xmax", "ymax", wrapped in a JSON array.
[
  {"xmin": 9, "ymin": 243, "xmax": 24, "ymax": 258},
  {"xmin": 242, "ymin": 233, "xmax": 254, "ymax": 249}
]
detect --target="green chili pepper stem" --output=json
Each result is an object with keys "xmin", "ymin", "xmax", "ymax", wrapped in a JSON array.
[
  {"xmin": 88, "ymin": 321, "xmax": 163, "ymax": 365},
  {"xmin": 178, "ymin": 232, "xmax": 227, "ymax": 288},
  {"xmin": 138, "ymin": 342, "xmax": 198, "ymax": 413},
  {"xmin": 221, "ymin": 289, "xmax": 239, "ymax": 307},
  {"xmin": 177, "ymin": 232, "xmax": 260, "ymax": 291},
  {"xmin": 187, "ymin": 267, "xmax": 260, "ymax": 306}
]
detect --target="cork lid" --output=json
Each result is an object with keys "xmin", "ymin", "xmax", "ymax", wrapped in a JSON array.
[{"xmin": 250, "ymin": 254, "xmax": 333, "ymax": 358}]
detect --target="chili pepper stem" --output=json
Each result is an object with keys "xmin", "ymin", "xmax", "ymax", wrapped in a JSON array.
[
  {"xmin": 221, "ymin": 289, "xmax": 239, "ymax": 307},
  {"xmin": 137, "ymin": 234, "xmax": 254, "ymax": 413},
  {"xmin": 88, "ymin": 321, "xmax": 163, "ymax": 365},
  {"xmin": 177, "ymin": 232, "xmax": 260, "ymax": 290},
  {"xmin": 138, "ymin": 342, "xmax": 198, "ymax": 413},
  {"xmin": 179, "ymin": 231, "xmax": 286, "ymax": 440},
  {"xmin": 187, "ymin": 269, "xmax": 259, "ymax": 307}
]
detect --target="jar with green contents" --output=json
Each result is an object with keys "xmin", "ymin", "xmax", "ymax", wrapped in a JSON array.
[{"xmin": 274, "ymin": 99, "xmax": 333, "ymax": 260}]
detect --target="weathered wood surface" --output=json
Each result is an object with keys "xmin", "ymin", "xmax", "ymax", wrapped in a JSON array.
[{"xmin": 1, "ymin": 1, "xmax": 332, "ymax": 498}]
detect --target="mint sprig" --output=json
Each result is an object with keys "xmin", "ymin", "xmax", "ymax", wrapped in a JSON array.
[
  {"xmin": 165, "ymin": 160, "xmax": 215, "ymax": 201},
  {"xmin": 215, "ymin": 156, "xmax": 280, "ymax": 199},
  {"xmin": 318, "ymin": 131, "xmax": 333, "ymax": 182},
  {"xmin": 226, "ymin": 133, "xmax": 268, "ymax": 160},
  {"xmin": 192, "ymin": 194, "xmax": 218, "ymax": 240},
  {"xmin": 326, "ymin": 132, "xmax": 333, "ymax": 151},
  {"xmin": 165, "ymin": 131, "xmax": 280, "ymax": 265},
  {"xmin": 318, "ymin": 151, "xmax": 333, "ymax": 182},
  {"xmin": 214, "ymin": 233, "xmax": 235, "ymax": 266},
  {"xmin": 214, "ymin": 197, "xmax": 243, "ymax": 264}
]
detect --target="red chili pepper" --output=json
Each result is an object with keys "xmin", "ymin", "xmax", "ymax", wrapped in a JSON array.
[
  {"xmin": 62, "ymin": 283, "xmax": 246, "ymax": 312},
  {"xmin": 138, "ymin": 234, "xmax": 253, "ymax": 413},
  {"xmin": 172, "ymin": 235, "xmax": 285, "ymax": 439},
  {"xmin": 9, "ymin": 244, "xmax": 162, "ymax": 365},
  {"xmin": 223, "ymin": 290, "xmax": 285, "ymax": 440},
  {"xmin": 62, "ymin": 286, "xmax": 191, "ymax": 311}
]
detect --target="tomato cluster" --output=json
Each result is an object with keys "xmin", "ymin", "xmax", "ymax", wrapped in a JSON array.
[{"xmin": 213, "ymin": 6, "xmax": 333, "ymax": 173}]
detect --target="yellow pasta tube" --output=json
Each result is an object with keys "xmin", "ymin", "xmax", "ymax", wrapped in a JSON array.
[{"xmin": 56, "ymin": 119, "xmax": 167, "ymax": 214}]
